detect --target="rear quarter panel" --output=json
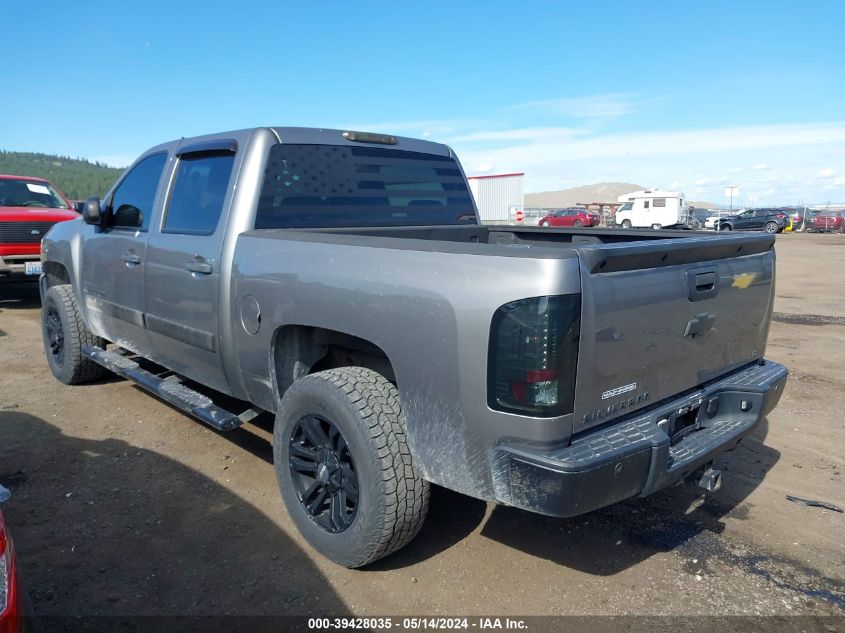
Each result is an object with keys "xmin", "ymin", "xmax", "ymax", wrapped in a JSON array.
[{"xmin": 230, "ymin": 232, "xmax": 581, "ymax": 500}]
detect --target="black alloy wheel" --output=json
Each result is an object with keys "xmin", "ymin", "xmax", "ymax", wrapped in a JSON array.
[
  {"xmin": 289, "ymin": 414, "xmax": 358, "ymax": 533},
  {"xmin": 44, "ymin": 304, "xmax": 65, "ymax": 366}
]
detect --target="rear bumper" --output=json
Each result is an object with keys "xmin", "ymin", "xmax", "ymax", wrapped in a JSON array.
[{"xmin": 492, "ymin": 360, "xmax": 788, "ymax": 517}]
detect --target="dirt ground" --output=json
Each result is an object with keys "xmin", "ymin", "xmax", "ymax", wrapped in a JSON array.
[{"xmin": 0, "ymin": 232, "xmax": 843, "ymax": 620}]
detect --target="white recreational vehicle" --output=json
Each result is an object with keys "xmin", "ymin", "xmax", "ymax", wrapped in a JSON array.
[{"xmin": 615, "ymin": 189, "xmax": 689, "ymax": 229}]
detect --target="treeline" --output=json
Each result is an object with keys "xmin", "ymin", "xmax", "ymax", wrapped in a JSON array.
[{"xmin": 0, "ymin": 151, "xmax": 124, "ymax": 200}]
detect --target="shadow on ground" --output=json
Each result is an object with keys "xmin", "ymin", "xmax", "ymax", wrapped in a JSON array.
[
  {"xmin": 0, "ymin": 281, "xmax": 41, "ymax": 310},
  {"xmin": 0, "ymin": 411, "xmax": 347, "ymax": 619},
  {"xmin": 479, "ymin": 420, "xmax": 779, "ymax": 575}
]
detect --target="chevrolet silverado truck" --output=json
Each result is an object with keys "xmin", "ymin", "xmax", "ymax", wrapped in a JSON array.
[
  {"xmin": 39, "ymin": 127, "xmax": 788, "ymax": 567},
  {"xmin": 0, "ymin": 175, "xmax": 78, "ymax": 280}
]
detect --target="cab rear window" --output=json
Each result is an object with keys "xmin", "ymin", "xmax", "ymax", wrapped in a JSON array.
[{"xmin": 255, "ymin": 144, "xmax": 476, "ymax": 229}]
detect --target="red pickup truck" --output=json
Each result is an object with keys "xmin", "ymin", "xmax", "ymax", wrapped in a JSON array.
[{"xmin": 0, "ymin": 175, "xmax": 78, "ymax": 280}]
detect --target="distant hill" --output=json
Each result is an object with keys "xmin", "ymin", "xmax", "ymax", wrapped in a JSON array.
[
  {"xmin": 525, "ymin": 182, "xmax": 644, "ymax": 208},
  {"xmin": 525, "ymin": 182, "xmax": 718, "ymax": 209},
  {"xmin": 0, "ymin": 151, "xmax": 123, "ymax": 200}
]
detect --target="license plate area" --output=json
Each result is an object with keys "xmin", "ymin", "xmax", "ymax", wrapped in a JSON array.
[{"xmin": 25, "ymin": 261, "xmax": 43, "ymax": 275}]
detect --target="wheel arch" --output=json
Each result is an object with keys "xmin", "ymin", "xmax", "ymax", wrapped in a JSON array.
[
  {"xmin": 269, "ymin": 324, "xmax": 397, "ymax": 410},
  {"xmin": 42, "ymin": 261, "xmax": 71, "ymax": 288}
]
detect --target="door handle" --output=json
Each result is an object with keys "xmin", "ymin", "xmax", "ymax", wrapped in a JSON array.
[
  {"xmin": 186, "ymin": 260, "xmax": 213, "ymax": 275},
  {"xmin": 121, "ymin": 252, "xmax": 141, "ymax": 266}
]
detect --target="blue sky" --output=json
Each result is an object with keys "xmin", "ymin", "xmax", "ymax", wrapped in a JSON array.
[{"xmin": 3, "ymin": 0, "xmax": 844, "ymax": 205}]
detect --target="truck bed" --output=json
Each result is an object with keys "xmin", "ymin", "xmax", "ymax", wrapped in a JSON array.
[{"xmin": 246, "ymin": 224, "xmax": 775, "ymax": 264}]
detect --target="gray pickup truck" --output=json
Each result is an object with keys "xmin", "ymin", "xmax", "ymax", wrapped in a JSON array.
[{"xmin": 39, "ymin": 127, "xmax": 787, "ymax": 567}]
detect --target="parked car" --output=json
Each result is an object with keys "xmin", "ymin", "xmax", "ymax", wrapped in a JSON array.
[
  {"xmin": 40, "ymin": 126, "xmax": 787, "ymax": 568},
  {"xmin": 538, "ymin": 207, "xmax": 600, "ymax": 228},
  {"xmin": 0, "ymin": 485, "xmax": 27, "ymax": 633},
  {"xmin": 716, "ymin": 208, "xmax": 789, "ymax": 233},
  {"xmin": 704, "ymin": 210, "xmax": 733, "ymax": 229},
  {"xmin": 0, "ymin": 175, "xmax": 79, "ymax": 280},
  {"xmin": 807, "ymin": 211, "xmax": 843, "ymax": 233}
]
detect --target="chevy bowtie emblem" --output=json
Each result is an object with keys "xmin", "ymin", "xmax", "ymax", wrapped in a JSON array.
[{"xmin": 685, "ymin": 312, "xmax": 716, "ymax": 338}]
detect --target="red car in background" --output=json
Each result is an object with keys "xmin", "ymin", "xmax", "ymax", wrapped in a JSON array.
[
  {"xmin": 808, "ymin": 211, "xmax": 844, "ymax": 233},
  {"xmin": 0, "ymin": 175, "xmax": 79, "ymax": 280},
  {"xmin": 0, "ymin": 485, "xmax": 26, "ymax": 633},
  {"xmin": 538, "ymin": 207, "xmax": 601, "ymax": 228}
]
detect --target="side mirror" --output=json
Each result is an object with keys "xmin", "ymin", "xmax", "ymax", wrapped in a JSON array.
[{"xmin": 83, "ymin": 197, "xmax": 103, "ymax": 225}]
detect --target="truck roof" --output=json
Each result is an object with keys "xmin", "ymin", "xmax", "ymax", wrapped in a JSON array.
[{"xmin": 148, "ymin": 127, "xmax": 454, "ymax": 160}]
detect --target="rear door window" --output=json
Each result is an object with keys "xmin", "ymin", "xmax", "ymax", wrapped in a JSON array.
[{"xmin": 163, "ymin": 152, "xmax": 235, "ymax": 235}]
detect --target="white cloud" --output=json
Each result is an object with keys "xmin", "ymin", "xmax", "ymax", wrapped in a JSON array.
[
  {"xmin": 510, "ymin": 93, "xmax": 642, "ymax": 118},
  {"xmin": 451, "ymin": 122, "xmax": 845, "ymax": 204},
  {"xmin": 445, "ymin": 127, "xmax": 585, "ymax": 143},
  {"xmin": 817, "ymin": 168, "xmax": 835, "ymax": 177}
]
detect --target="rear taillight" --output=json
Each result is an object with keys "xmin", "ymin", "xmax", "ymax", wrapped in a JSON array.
[
  {"xmin": 0, "ymin": 553, "xmax": 6, "ymax": 616},
  {"xmin": 0, "ymin": 511, "xmax": 20, "ymax": 631},
  {"xmin": 488, "ymin": 295, "xmax": 581, "ymax": 417},
  {"xmin": 0, "ymin": 513, "xmax": 9, "ymax": 616}
]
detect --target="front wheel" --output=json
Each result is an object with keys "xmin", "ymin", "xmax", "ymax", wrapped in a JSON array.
[
  {"xmin": 41, "ymin": 284, "xmax": 106, "ymax": 385},
  {"xmin": 273, "ymin": 367, "xmax": 430, "ymax": 568},
  {"xmin": 573, "ymin": 220, "xmax": 583, "ymax": 228},
  {"xmin": 651, "ymin": 223, "xmax": 662, "ymax": 230},
  {"xmin": 620, "ymin": 219, "xmax": 632, "ymax": 229},
  {"xmin": 719, "ymin": 224, "xmax": 732, "ymax": 231},
  {"xmin": 765, "ymin": 221, "xmax": 779, "ymax": 233},
  {"xmin": 538, "ymin": 220, "xmax": 548, "ymax": 227}
]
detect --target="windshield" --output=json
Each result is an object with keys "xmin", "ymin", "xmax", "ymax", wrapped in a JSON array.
[
  {"xmin": 0, "ymin": 178, "xmax": 69, "ymax": 209},
  {"xmin": 256, "ymin": 144, "xmax": 476, "ymax": 229}
]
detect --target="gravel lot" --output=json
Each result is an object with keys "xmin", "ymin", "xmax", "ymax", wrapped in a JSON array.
[{"xmin": 0, "ymin": 232, "xmax": 843, "ymax": 619}]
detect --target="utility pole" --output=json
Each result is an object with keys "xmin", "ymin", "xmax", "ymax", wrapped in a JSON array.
[{"xmin": 722, "ymin": 185, "xmax": 740, "ymax": 233}]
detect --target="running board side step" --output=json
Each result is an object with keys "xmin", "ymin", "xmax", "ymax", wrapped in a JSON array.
[{"xmin": 82, "ymin": 346, "xmax": 248, "ymax": 432}]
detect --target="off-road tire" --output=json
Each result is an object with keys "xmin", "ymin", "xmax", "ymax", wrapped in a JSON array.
[
  {"xmin": 41, "ymin": 284, "xmax": 106, "ymax": 384},
  {"xmin": 273, "ymin": 367, "xmax": 430, "ymax": 568}
]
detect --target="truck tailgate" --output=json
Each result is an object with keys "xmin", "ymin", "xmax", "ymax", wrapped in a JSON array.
[{"xmin": 572, "ymin": 233, "xmax": 775, "ymax": 434}]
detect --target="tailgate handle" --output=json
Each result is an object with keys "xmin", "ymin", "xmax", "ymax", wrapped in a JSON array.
[
  {"xmin": 687, "ymin": 268, "xmax": 719, "ymax": 301},
  {"xmin": 695, "ymin": 272, "xmax": 716, "ymax": 291}
]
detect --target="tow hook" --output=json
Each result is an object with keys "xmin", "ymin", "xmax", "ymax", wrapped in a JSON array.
[{"xmin": 698, "ymin": 465, "xmax": 722, "ymax": 492}]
